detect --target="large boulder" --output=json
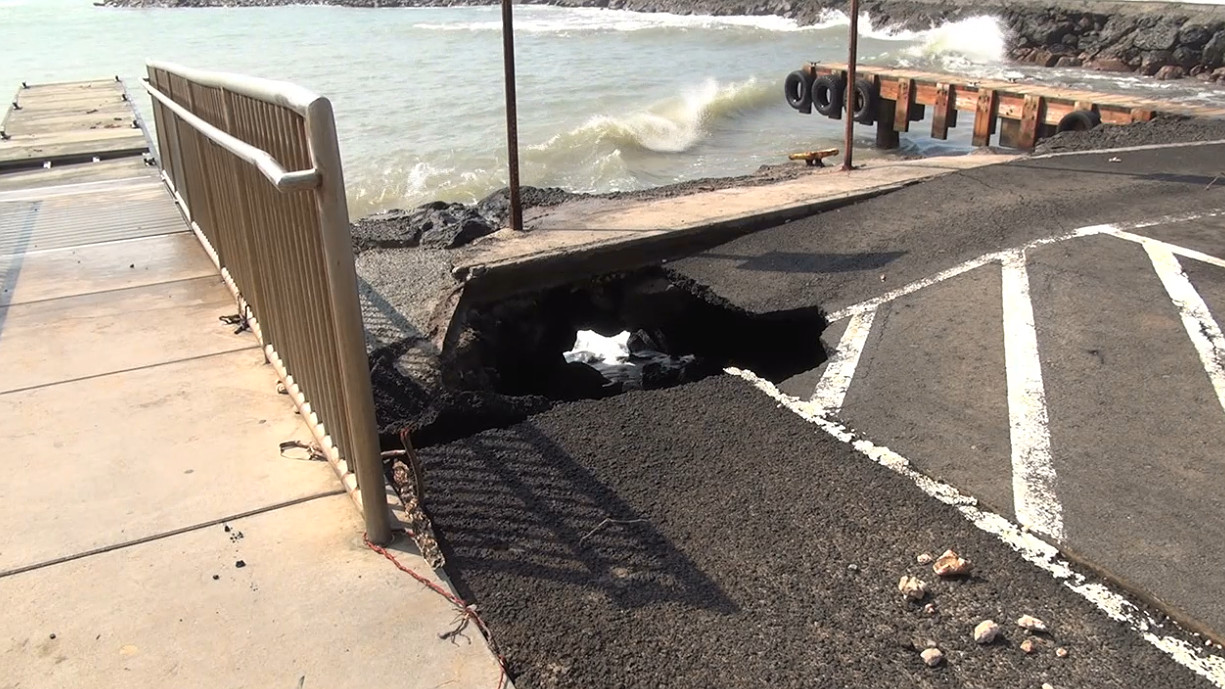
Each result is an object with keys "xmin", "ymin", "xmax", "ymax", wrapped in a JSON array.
[
  {"xmin": 1155, "ymin": 65, "xmax": 1186, "ymax": 81},
  {"xmin": 1134, "ymin": 18, "xmax": 1181, "ymax": 51},
  {"xmin": 1179, "ymin": 23, "xmax": 1214, "ymax": 50},
  {"xmin": 1172, "ymin": 46, "xmax": 1203, "ymax": 69},
  {"xmin": 1098, "ymin": 15, "xmax": 1139, "ymax": 45},
  {"xmin": 1140, "ymin": 50, "xmax": 1173, "ymax": 76},
  {"xmin": 1091, "ymin": 57, "xmax": 1133, "ymax": 72},
  {"xmin": 1203, "ymin": 31, "xmax": 1225, "ymax": 67},
  {"xmin": 419, "ymin": 212, "xmax": 497, "ymax": 249}
]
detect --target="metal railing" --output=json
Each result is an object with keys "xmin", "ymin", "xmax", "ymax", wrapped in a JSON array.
[{"xmin": 145, "ymin": 61, "xmax": 391, "ymax": 544}]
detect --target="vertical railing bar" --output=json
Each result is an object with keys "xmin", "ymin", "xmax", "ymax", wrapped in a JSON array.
[
  {"xmin": 279, "ymin": 106, "xmax": 341, "ymax": 452},
  {"xmin": 262, "ymin": 101, "xmax": 319, "ymax": 411},
  {"xmin": 290, "ymin": 114, "xmax": 348, "ymax": 457},
  {"xmin": 223, "ymin": 89, "xmax": 268, "ymax": 342},
  {"xmin": 245, "ymin": 99, "xmax": 289, "ymax": 358}
]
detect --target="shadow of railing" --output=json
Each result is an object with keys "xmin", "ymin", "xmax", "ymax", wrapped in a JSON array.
[
  {"xmin": 0, "ymin": 200, "xmax": 40, "ymax": 342},
  {"xmin": 426, "ymin": 422, "xmax": 738, "ymax": 614}
]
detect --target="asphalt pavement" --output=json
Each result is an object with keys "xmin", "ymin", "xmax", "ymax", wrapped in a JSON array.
[
  {"xmin": 416, "ymin": 141, "xmax": 1225, "ymax": 688},
  {"xmin": 666, "ymin": 143, "xmax": 1225, "ymax": 639},
  {"xmin": 421, "ymin": 376, "xmax": 1213, "ymax": 689},
  {"xmin": 668, "ymin": 143, "xmax": 1225, "ymax": 317}
]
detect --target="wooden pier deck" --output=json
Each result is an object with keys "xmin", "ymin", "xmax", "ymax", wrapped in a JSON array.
[
  {"xmin": 0, "ymin": 79, "xmax": 149, "ymax": 171},
  {"xmin": 801, "ymin": 63, "xmax": 1225, "ymax": 150}
]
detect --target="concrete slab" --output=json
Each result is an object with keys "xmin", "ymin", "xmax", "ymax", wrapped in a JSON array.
[
  {"xmin": 0, "ymin": 346, "xmax": 339, "ymax": 573},
  {"xmin": 0, "ymin": 494, "xmax": 504, "ymax": 689},
  {"xmin": 453, "ymin": 153, "xmax": 1019, "ymax": 301},
  {"xmin": 0, "ymin": 78, "xmax": 505, "ymax": 688},
  {"xmin": 0, "ymin": 275, "xmax": 251, "ymax": 393},
  {"xmin": 2, "ymin": 233, "xmax": 213, "ymax": 306}
]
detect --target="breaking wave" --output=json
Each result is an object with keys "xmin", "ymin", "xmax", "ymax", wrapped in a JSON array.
[
  {"xmin": 811, "ymin": 12, "xmax": 1006, "ymax": 66},
  {"xmin": 535, "ymin": 77, "xmax": 775, "ymax": 155}
]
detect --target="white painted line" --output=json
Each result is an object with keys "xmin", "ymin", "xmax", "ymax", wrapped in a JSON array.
[
  {"xmin": 726, "ymin": 367, "xmax": 1225, "ymax": 688},
  {"xmin": 811, "ymin": 309, "xmax": 876, "ymax": 413},
  {"xmin": 1111, "ymin": 229, "xmax": 1225, "ymax": 271},
  {"xmin": 1001, "ymin": 249, "xmax": 1065, "ymax": 542},
  {"xmin": 1142, "ymin": 241, "xmax": 1225, "ymax": 415},
  {"xmin": 827, "ymin": 210, "xmax": 1225, "ymax": 324},
  {"xmin": 827, "ymin": 224, "xmax": 1111, "ymax": 322}
]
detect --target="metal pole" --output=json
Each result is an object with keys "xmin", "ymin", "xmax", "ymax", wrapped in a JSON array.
[
  {"xmin": 501, "ymin": 0, "xmax": 524, "ymax": 231},
  {"xmin": 843, "ymin": 0, "xmax": 860, "ymax": 172}
]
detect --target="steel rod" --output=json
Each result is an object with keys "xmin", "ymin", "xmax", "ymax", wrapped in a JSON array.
[
  {"xmin": 843, "ymin": 0, "xmax": 860, "ymax": 172},
  {"xmin": 501, "ymin": 0, "xmax": 524, "ymax": 232}
]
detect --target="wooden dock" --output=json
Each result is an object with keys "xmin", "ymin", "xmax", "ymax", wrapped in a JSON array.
[
  {"xmin": 0, "ymin": 79, "xmax": 149, "ymax": 171},
  {"xmin": 800, "ymin": 63, "xmax": 1225, "ymax": 150}
]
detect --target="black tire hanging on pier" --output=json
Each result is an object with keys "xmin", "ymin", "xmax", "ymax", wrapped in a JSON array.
[
  {"xmin": 811, "ymin": 74, "xmax": 844, "ymax": 118},
  {"xmin": 851, "ymin": 78, "xmax": 879, "ymax": 125},
  {"xmin": 784, "ymin": 70, "xmax": 814, "ymax": 114},
  {"xmin": 1056, "ymin": 109, "xmax": 1101, "ymax": 133}
]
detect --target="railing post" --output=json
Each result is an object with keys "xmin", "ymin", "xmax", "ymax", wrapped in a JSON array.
[{"xmin": 304, "ymin": 97, "xmax": 392, "ymax": 546}]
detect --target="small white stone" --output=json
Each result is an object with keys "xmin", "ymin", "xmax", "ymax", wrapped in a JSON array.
[
  {"xmin": 1042, "ymin": 683, "xmax": 1055, "ymax": 689},
  {"xmin": 1020, "ymin": 637, "xmax": 1041, "ymax": 654},
  {"xmin": 898, "ymin": 575, "xmax": 928, "ymax": 600},
  {"xmin": 1016, "ymin": 615, "xmax": 1049, "ymax": 633},
  {"xmin": 933, "ymin": 549, "xmax": 973, "ymax": 577},
  {"xmin": 920, "ymin": 647, "xmax": 944, "ymax": 667},
  {"xmin": 1055, "ymin": 647, "xmax": 1069, "ymax": 658},
  {"xmin": 923, "ymin": 603, "xmax": 937, "ymax": 615},
  {"xmin": 916, "ymin": 552, "xmax": 933, "ymax": 565},
  {"xmin": 973, "ymin": 620, "xmax": 1001, "ymax": 644}
]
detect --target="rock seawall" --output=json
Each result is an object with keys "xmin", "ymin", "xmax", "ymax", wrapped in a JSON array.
[{"xmin": 101, "ymin": 0, "xmax": 1225, "ymax": 81}]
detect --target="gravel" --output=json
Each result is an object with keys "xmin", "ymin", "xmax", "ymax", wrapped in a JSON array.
[
  {"xmin": 420, "ymin": 375, "xmax": 1214, "ymax": 689},
  {"xmin": 1034, "ymin": 116, "xmax": 1225, "ymax": 155}
]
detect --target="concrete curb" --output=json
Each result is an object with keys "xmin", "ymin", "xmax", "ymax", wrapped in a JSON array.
[{"xmin": 455, "ymin": 178, "xmax": 918, "ymax": 303}]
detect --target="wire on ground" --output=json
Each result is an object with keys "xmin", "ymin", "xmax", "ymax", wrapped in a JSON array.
[{"xmin": 364, "ymin": 532, "xmax": 509, "ymax": 689}]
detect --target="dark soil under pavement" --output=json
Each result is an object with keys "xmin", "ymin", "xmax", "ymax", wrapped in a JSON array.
[{"xmin": 420, "ymin": 375, "xmax": 1208, "ymax": 689}]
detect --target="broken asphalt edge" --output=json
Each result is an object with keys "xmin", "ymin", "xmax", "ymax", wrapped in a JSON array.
[{"xmin": 451, "ymin": 177, "xmax": 921, "ymax": 305}]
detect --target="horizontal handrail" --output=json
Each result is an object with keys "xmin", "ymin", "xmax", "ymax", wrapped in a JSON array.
[
  {"xmin": 143, "ymin": 80, "xmax": 320, "ymax": 192},
  {"xmin": 147, "ymin": 60, "xmax": 320, "ymax": 115}
]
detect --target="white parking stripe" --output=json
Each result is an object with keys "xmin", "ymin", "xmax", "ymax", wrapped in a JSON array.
[
  {"xmin": 1143, "ymin": 242, "xmax": 1225, "ymax": 415},
  {"xmin": 1001, "ymin": 250, "xmax": 1065, "ymax": 542},
  {"xmin": 1111, "ymin": 229, "xmax": 1225, "ymax": 271},
  {"xmin": 811, "ymin": 309, "xmax": 876, "ymax": 413},
  {"xmin": 728, "ymin": 367, "xmax": 1225, "ymax": 688},
  {"xmin": 827, "ymin": 224, "xmax": 1112, "ymax": 322},
  {"xmin": 827, "ymin": 211, "xmax": 1225, "ymax": 324}
]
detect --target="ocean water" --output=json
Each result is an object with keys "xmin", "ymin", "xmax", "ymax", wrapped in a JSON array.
[{"xmin": 2, "ymin": 0, "xmax": 1224, "ymax": 218}]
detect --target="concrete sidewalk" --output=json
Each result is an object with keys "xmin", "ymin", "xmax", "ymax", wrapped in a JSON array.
[{"xmin": 0, "ymin": 163, "xmax": 503, "ymax": 688}]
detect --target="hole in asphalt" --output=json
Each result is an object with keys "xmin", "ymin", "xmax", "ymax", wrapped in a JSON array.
[{"xmin": 377, "ymin": 268, "xmax": 827, "ymax": 448}]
